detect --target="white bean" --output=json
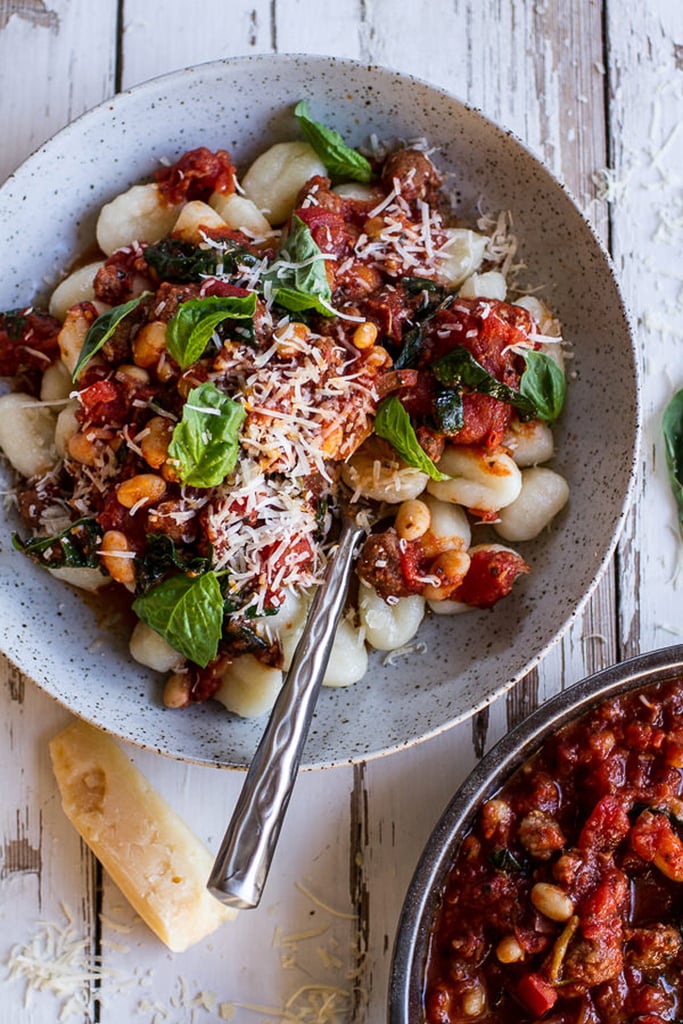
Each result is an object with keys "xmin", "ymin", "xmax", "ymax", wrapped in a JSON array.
[
  {"xmin": 434, "ymin": 228, "xmax": 487, "ymax": 288},
  {"xmin": 57, "ymin": 304, "xmax": 94, "ymax": 374},
  {"xmin": 171, "ymin": 199, "xmax": 227, "ymax": 243},
  {"xmin": 48, "ymin": 261, "xmax": 104, "ymax": 321},
  {"xmin": 323, "ymin": 615, "xmax": 368, "ymax": 687},
  {"xmin": 503, "ymin": 419, "xmax": 554, "ymax": 467},
  {"xmin": 40, "ymin": 360, "xmax": 72, "ymax": 402},
  {"xmin": 333, "ymin": 182, "xmax": 377, "ymax": 202},
  {"xmin": 342, "ymin": 449, "xmax": 429, "ymax": 504},
  {"xmin": 209, "ymin": 191, "xmax": 273, "ymax": 237},
  {"xmin": 214, "ymin": 654, "xmax": 283, "ymax": 718},
  {"xmin": 129, "ymin": 621, "xmax": 183, "ymax": 672},
  {"xmin": 54, "ymin": 401, "xmax": 80, "ymax": 457},
  {"xmin": 494, "ymin": 467, "xmax": 569, "ymax": 542},
  {"xmin": 427, "ymin": 597, "xmax": 472, "ymax": 615},
  {"xmin": 47, "ymin": 566, "xmax": 107, "ymax": 592},
  {"xmin": 359, "ymin": 586, "xmax": 425, "ymax": 652},
  {"xmin": 0, "ymin": 392, "xmax": 57, "ymax": 477},
  {"xmin": 96, "ymin": 182, "xmax": 182, "ymax": 256},
  {"xmin": 428, "ymin": 446, "xmax": 522, "ymax": 512},
  {"xmin": 458, "ymin": 270, "xmax": 507, "ymax": 301},
  {"xmin": 241, "ymin": 141, "xmax": 327, "ymax": 225}
]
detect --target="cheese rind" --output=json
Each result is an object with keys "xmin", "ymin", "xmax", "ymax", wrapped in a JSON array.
[{"xmin": 49, "ymin": 719, "xmax": 236, "ymax": 952}]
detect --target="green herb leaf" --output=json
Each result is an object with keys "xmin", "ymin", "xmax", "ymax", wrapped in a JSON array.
[
  {"xmin": 263, "ymin": 215, "xmax": 334, "ymax": 317},
  {"xmin": 166, "ymin": 292, "xmax": 257, "ymax": 370},
  {"xmin": 1, "ymin": 309, "xmax": 29, "ymax": 340},
  {"xmin": 663, "ymin": 388, "xmax": 683, "ymax": 536},
  {"xmin": 133, "ymin": 571, "xmax": 224, "ymax": 667},
  {"xmin": 134, "ymin": 533, "xmax": 212, "ymax": 595},
  {"xmin": 167, "ymin": 381, "xmax": 246, "ymax": 488},
  {"xmin": 433, "ymin": 346, "xmax": 536, "ymax": 419},
  {"xmin": 12, "ymin": 517, "xmax": 103, "ymax": 569},
  {"xmin": 374, "ymin": 395, "xmax": 448, "ymax": 481},
  {"xmin": 519, "ymin": 349, "xmax": 566, "ymax": 423},
  {"xmin": 144, "ymin": 239, "xmax": 221, "ymax": 282},
  {"xmin": 294, "ymin": 100, "xmax": 372, "ymax": 183},
  {"xmin": 433, "ymin": 383, "xmax": 465, "ymax": 435},
  {"xmin": 489, "ymin": 848, "xmax": 524, "ymax": 872},
  {"xmin": 72, "ymin": 292, "xmax": 150, "ymax": 380}
]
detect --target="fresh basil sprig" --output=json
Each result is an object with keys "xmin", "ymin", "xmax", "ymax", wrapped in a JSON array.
[
  {"xmin": 13, "ymin": 517, "xmax": 102, "ymax": 569},
  {"xmin": 72, "ymin": 292, "xmax": 150, "ymax": 380},
  {"xmin": 433, "ymin": 346, "xmax": 536, "ymax": 417},
  {"xmin": 133, "ymin": 570, "xmax": 224, "ymax": 668},
  {"xmin": 663, "ymin": 388, "xmax": 683, "ymax": 537},
  {"xmin": 167, "ymin": 381, "xmax": 246, "ymax": 488},
  {"xmin": 374, "ymin": 395, "xmax": 448, "ymax": 481},
  {"xmin": 166, "ymin": 292, "xmax": 257, "ymax": 370},
  {"xmin": 519, "ymin": 349, "xmax": 566, "ymax": 423},
  {"xmin": 294, "ymin": 100, "xmax": 372, "ymax": 183},
  {"xmin": 264, "ymin": 215, "xmax": 334, "ymax": 316}
]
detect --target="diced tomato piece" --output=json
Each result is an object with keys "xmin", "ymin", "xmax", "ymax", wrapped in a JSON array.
[
  {"xmin": 630, "ymin": 809, "xmax": 683, "ymax": 881},
  {"xmin": 451, "ymin": 547, "xmax": 529, "ymax": 609},
  {"xmin": 578, "ymin": 794, "xmax": 631, "ymax": 852},
  {"xmin": 155, "ymin": 147, "xmax": 236, "ymax": 204},
  {"xmin": 0, "ymin": 308, "xmax": 61, "ymax": 377},
  {"xmin": 516, "ymin": 972, "xmax": 558, "ymax": 1017},
  {"xmin": 78, "ymin": 378, "xmax": 127, "ymax": 427}
]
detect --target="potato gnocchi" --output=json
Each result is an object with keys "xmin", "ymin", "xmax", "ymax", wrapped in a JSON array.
[{"xmin": 0, "ymin": 106, "xmax": 569, "ymax": 721}]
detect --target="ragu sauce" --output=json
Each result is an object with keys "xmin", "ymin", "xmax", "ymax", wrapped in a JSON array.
[{"xmin": 424, "ymin": 679, "xmax": 683, "ymax": 1024}]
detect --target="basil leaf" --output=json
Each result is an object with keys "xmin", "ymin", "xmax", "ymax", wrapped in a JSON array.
[
  {"xmin": 433, "ymin": 346, "xmax": 538, "ymax": 421},
  {"xmin": 294, "ymin": 100, "xmax": 372, "ymax": 184},
  {"xmin": 134, "ymin": 533, "xmax": 212, "ymax": 595},
  {"xmin": 166, "ymin": 292, "xmax": 257, "ymax": 370},
  {"xmin": 519, "ymin": 349, "xmax": 566, "ymax": 423},
  {"xmin": 394, "ymin": 324, "xmax": 423, "ymax": 370},
  {"xmin": 374, "ymin": 395, "xmax": 448, "ymax": 481},
  {"xmin": 144, "ymin": 239, "xmax": 221, "ymax": 282},
  {"xmin": 490, "ymin": 848, "xmax": 524, "ymax": 873},
  {"xmin": 167, "ymin": 381, "xmax": 246, "ymax": 488},
  {"xmin": 433, "ymin": 383, "xmax": 465, "ymax": 435},
  {"xmin": 133, "ymin": 571, "xmax": 223, "ymax": 668},
  {"xmin": 264, "ymin": 215, "xmax": 333, "ymax": 316},
  {"xmin": 663, "ymin": 388, "xmax": 683, "ymax": 536},
  {"xmin": 1, "ymin": 309, "xmax": 29, "ymax": 341},
  {"xmin": 12, "ymin": 517, "xmax": 103, "ymax": 569},
  {"xmin": 72, "ymin": 292, "xmax": 150, "ymax": 380}
]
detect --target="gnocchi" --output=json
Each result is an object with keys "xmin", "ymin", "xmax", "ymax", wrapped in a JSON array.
[
  {"xmin": 494, "ymin": 467, "xmax": 570, "ymax": 542},
  {"xmin": 241, "ymin": 140, "xmax": 326, "ymax": 225},
  {"xmin": 96, "ymin": 182, "xmax": 183, "ymax": 255},
  {"xmin": 427, "ymin": 447, "xmax": 522, "ymax": 513}
]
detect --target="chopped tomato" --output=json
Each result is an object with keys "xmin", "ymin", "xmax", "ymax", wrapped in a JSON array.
[
  {"xmin": 451, "ymin": 547, "xmax": 529, "ymax": 609},
  {"xmin": 155, "ymin": 146, "xmax": 236, "ymax": 204},
  {"xmin": 516, "ymin": 973, "xmax": 558, "ymax": 1017}
]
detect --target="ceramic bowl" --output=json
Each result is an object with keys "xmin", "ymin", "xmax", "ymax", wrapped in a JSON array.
[
  {"xmin": 0, "ymin": 54, "xmax": 638, "ymax": 769},
  {"xmin": 389, "ymin": 644, "xmax": 683, "ymax": 1021}
]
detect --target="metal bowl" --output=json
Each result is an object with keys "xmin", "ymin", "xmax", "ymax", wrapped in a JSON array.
[
  {"xmin": 0, "ymin": 54, "xmax": 638, "ymax": 769},
  {"xmin": 389, "ymin": 645, "xmax": 683, "ymax": 1022}
]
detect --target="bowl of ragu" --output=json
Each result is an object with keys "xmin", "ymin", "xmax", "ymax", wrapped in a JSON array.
[
  {"xmin": 0, "ymin": 55, "xmax": 638, "ymax": 768},
  {"xmin": 390, "ymin": 645, "xmax": 683, "ymax": 1023}
]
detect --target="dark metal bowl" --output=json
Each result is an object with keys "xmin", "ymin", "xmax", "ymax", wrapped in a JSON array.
[{"xmin": 388, "ymin": 644, "xmax": 683, "ymax": 1022}]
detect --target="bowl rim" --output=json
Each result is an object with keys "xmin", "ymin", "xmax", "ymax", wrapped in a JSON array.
[
  {"xmin": 388, "ymin": 643, "xmax": 683, "ymax": 1022},
  {"xmin": 0, "ymin": 53, "xmax": 642, "ymax": 769}
]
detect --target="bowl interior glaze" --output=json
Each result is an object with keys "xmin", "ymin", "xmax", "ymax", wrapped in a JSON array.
[{"xmin": 0, "ymin": 54, "xmax": 638, "ymax": 769}]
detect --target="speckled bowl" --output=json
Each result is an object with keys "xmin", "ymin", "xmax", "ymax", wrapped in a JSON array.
[
  {"xmin": 389, "ymin": 645, "xmax": 683, "ymax": 1022},
  {"xmin": 0, "ymin": 54, "xmax": 638, "ymax": 769}
]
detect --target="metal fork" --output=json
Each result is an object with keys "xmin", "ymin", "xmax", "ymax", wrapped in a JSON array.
[{"xmin": 207, "ymin": 501, "xmax": 371, "ymax": 909}]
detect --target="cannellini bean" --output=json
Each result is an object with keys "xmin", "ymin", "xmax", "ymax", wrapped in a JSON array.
[
  {"xmin": 129, "ymin": 620, "xmax": 182, "ymax": 673},
  {"xmin": 395, "ymin": 498, "xmax": 431, "ymax": 541},
  {"xmin": 420, "ymin": 495, "xmax": 471, "ymax": 556},
  {"xmin": 359, "ymin": 586, "xmax": 425, "ymax": 651},
  {"xmin": 48, "ymin": 261, "xmax": 104, "ymax": 321},
  {"xmin": 140, "ymin": 415, "xmax": 173, "ymax": 469},
  {"xmin": 428, "ymin": 447, "xmax": 522, "ymax": 512},
  {"xmin": 116, "ymin": 473, "xmax": 166, "ymax": 510},
  {"xmin": 503, "ymin": 418, "xmax": 554, "ymax": 467},
  {"xmin": 214, "ymin": 654, "xmax": 283, "ymax": 718},
  {"xmin": 458, "ymin": 270, "xmax": 507, "ymax": 301},
  {"xmin": 241, "ymin": 141, "xmax": 327, "ymax": 225},
  {"xmin": 47, "ymin": 566, "xmax": 108, "ymax": 592},
  {"xmin": 427, "ymin": 597, "xmax": 472, "ymax": 616},
  {"xmin": 58, "ymin": 304, "xmax": 93, "ymax": 374},
  {"xmin": 496, "ymin": 935, "xmax": 524, "ymax": 964},
  {"xmin": 209, "ymin": 191, "xmax": 273, "ymax": 237},
  {"xmin": 421, "ymin": 549, "xmax": 471, "ymax": 601},
  {"xmin": 40, "ymin": 360, "xmax": 72, "ymax": 402},
  {"xmin": 494, "ymin": 467, "xmax": 569, "ymax": 542},
  {"xmin": 333, "ymin": 182, "xmax": 377, "ymax": 201},
  {"xmin": 434, "ymin": 228, "xmax": 488, "ymax": 288},
  {"xmin": 323, "ymin": 615, "xmax": 368, "ymax": 687},
  {"xmin": 99, "ymin": 530, "xmax": 136, "ymax": 586},
  {"xmin": 163, "ymin": 671, "xmax": 192, "ymax": 709},
  {"xmin": 171, "ymin": 199, "xmax": 227, "ymax": 243},
  {"xmin": 96, "ymin": 182, "xmax": 182, "ymax": 256},
  {"xmin": 133, "ymin": 320, "xmax": 168, "ymax": 368},
  {"xmin": 352, "ymin": 321, "xmax": 378, "ymax": 350},
  {"xmin": 67, "ymin": 430, "xmax": 100, "ymax": 467},
  {"xmin": 530, "ymin": 882, "xmax": 574, "ymax": 922},
  {"xmin": 54, "ymin": 401, "xmax": 80, "ymax": 457},
  {"xmin": 0, "ymin": 392, "xmax": 57, "ymax": 477},
  {"xmin": 341, "ymin": 450, "xmax": 429, "ymax": 504},
  {"xmin": 461, "ymin": 981, "xmax": 486, "ymax": 1017}
]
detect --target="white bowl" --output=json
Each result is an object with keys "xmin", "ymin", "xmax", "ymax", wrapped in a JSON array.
[{"xmin": 0, "ymin": 54, "xmax": 639, "ymax": 769}]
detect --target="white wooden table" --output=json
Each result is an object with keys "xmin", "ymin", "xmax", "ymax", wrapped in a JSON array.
[{"xmin": 1, "ymin": 2, "xmax": 681, "ymax": 1021}]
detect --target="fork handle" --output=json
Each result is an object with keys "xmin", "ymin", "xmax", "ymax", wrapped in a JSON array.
[{"xmin": 207, "ymin": 514, "xmax": 366, "ymax": 909}]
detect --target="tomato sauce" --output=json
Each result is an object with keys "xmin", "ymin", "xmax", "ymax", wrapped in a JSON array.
[{"xmin": 424, "ymin": 680, "xmax": 683, "ymax": 1024}]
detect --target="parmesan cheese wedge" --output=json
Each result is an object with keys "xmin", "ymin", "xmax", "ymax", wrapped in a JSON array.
[{"xmin": 49, "ymin": 719, "xmax": 237, "ymax": 952}]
